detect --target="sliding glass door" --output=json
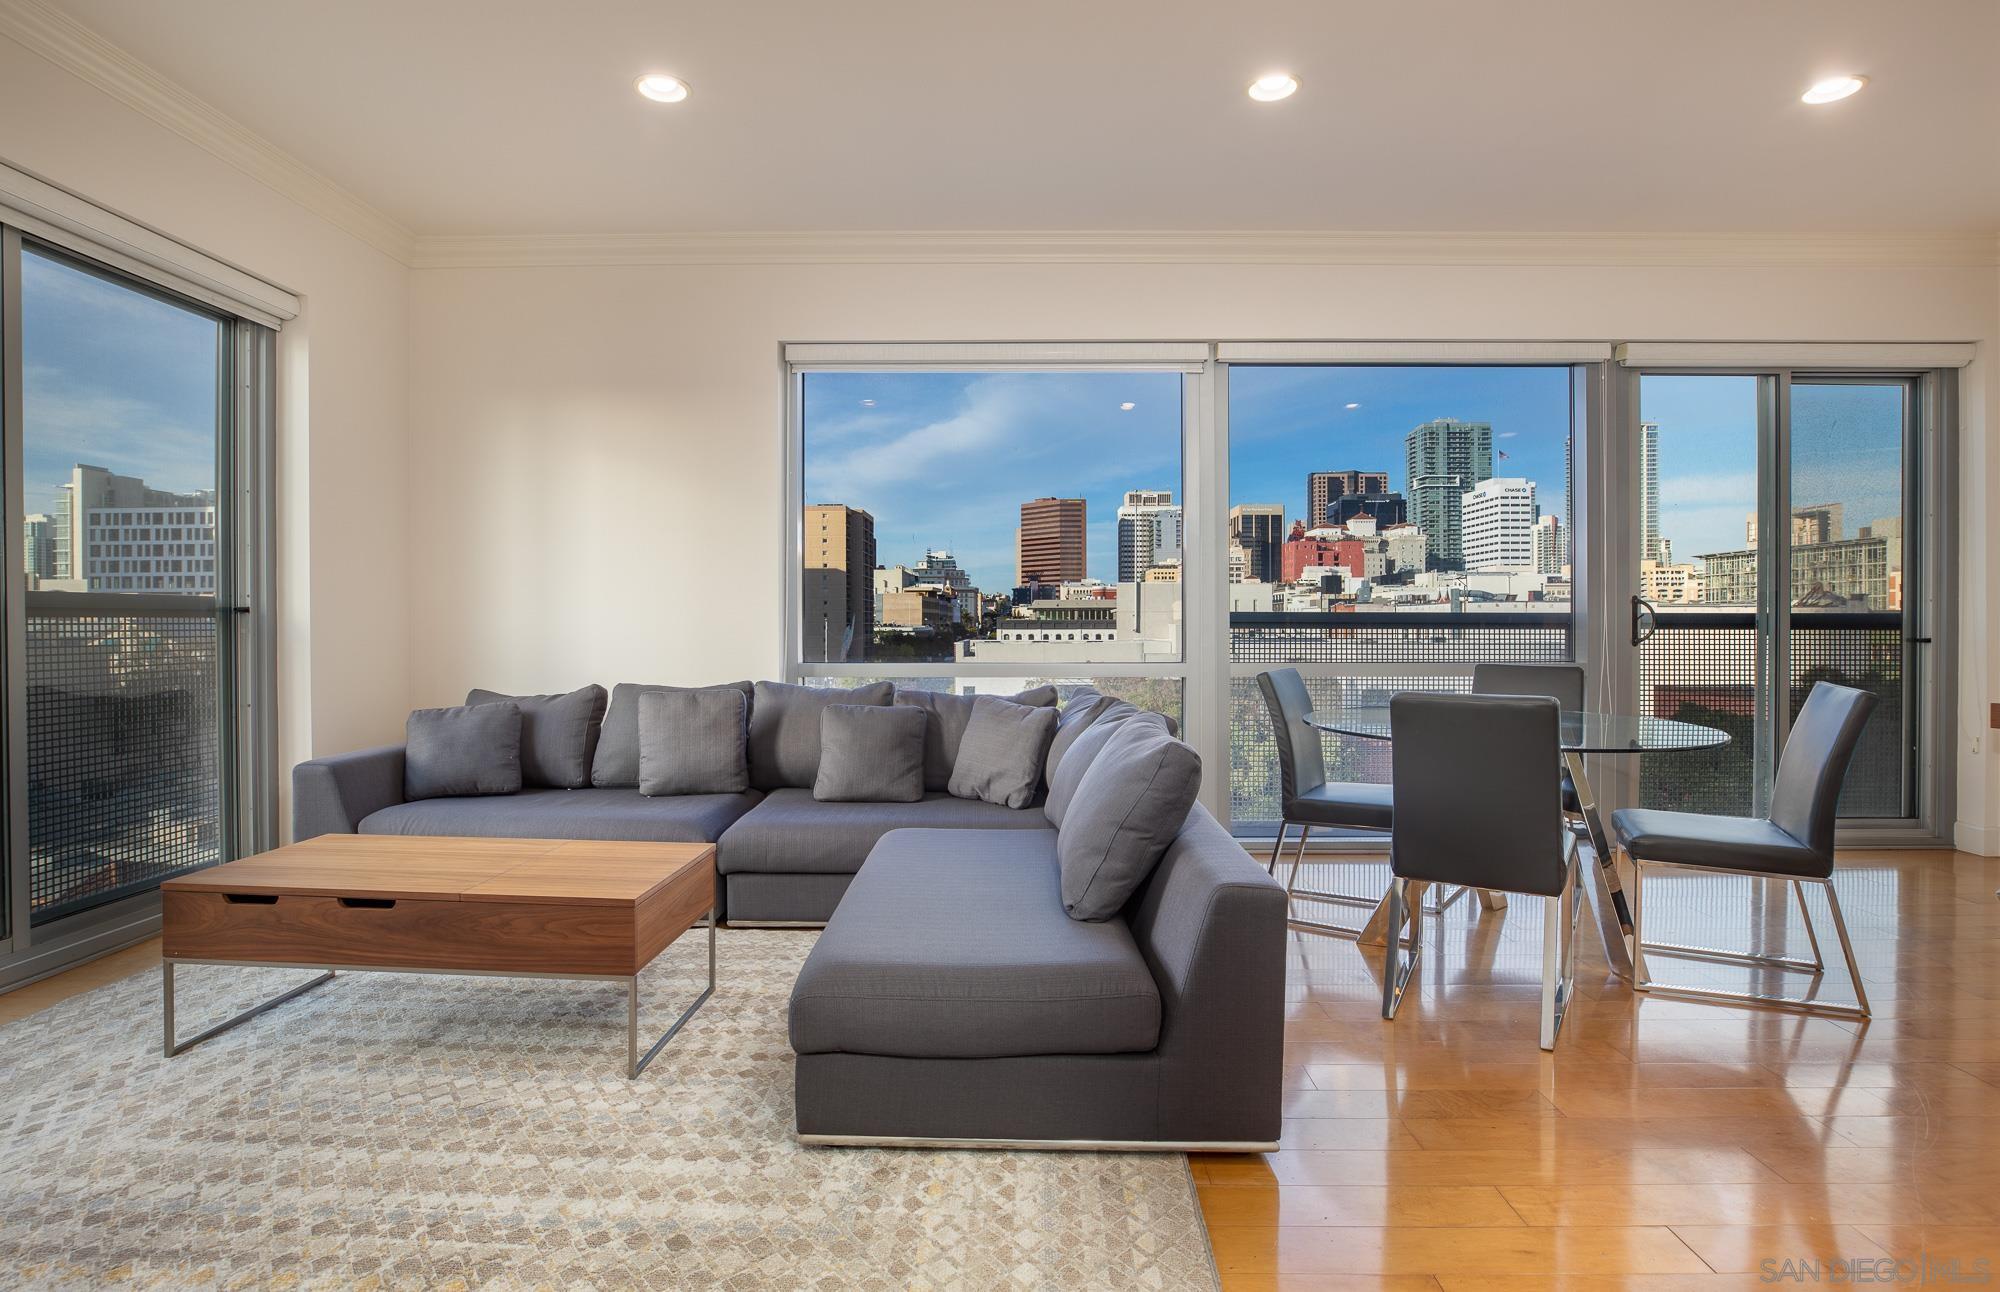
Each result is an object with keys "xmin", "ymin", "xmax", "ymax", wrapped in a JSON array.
[
  {"xmin": 1, "ymin": 229, "xmax": 275, "ymax": 983},
  {"xmin": 1631, "ymin": 370, "xmax": 1931, "ymax": 828}
]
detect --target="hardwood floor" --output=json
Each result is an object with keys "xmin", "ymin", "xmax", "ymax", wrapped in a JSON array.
[
  {"xmin": 6, "ymin": 850, "xmax": 1997, "ymax": 1288},
  {"xmin": 1199, "ymin": 849, "xmax": 2000, "ymax": 1289}
]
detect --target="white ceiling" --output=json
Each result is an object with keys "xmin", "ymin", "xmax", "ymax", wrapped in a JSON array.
[{"xmin": 36, "ymin": 0, "xmax": 2000, "ymax": 237}]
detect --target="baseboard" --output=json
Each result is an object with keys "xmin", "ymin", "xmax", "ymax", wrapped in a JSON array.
[
  {"xmin": 1953, "ymin": 821, "xmax": 2000, "ymax": 857},
  {"xmin": 798, "ymin": 1133, "xmax": 1277, "ymax": 1154}
]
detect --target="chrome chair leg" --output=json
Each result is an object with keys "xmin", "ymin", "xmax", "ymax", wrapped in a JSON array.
[
  {"xmin": 1380, "ymin": 877, "xmax": 1421, "ymax": 1020},
  {"xmin": 1282, "ymin": 823, "xmax": 1376, "ymax": 939},
  {"xmin": 1267, "ymin": 821, "xmax": 1289, "ymax": 876},
  {"xmin": 1793, "ymin": 879, "xmax": 1825, "ymax": 972},
  {"xmin": 1539, "ymin": 839, "xmax": 1582, "ymax": 1050},
  {"xmin": 1629, "ymin": 859, "xmax": 1869, "ymax": 1019}
]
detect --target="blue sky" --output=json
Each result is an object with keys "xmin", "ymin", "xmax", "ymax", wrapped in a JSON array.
[{"xmin": 17, "ymin": 248, "xmax": 219, "ymax": 521}]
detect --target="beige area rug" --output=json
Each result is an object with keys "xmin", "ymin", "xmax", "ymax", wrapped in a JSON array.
[{"xmin": 0, "ymin": 929, "xmax": 1218, "ymax": 1290}]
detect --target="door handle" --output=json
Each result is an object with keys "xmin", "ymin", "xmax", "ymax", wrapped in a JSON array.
[{"xmin": 1631, "ymin": 595, "xmax": 1658, "ymax": 647}]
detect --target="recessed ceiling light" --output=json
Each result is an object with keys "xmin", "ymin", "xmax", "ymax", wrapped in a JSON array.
[
  {"xmin": 1247, "ymin": 72, "xmax": 1300, "ymax": 103},
  {"xmin": 635, "ymin": 73, "xmax": 690, "ymax": 104},
  {"xmin": 1345, "ymin": 402, "xmax": 1360, "ymax": 410},
  {"xmin": 860, "ymin": 399, "xmax": 876, "ymax": 407},
  {"xmin": 1119, "ymin": 402, "xmax": 1136, "ymax": 411},
  {"xmin": 1801, "ymin": 75, "xmax": 1866, "ymax": 104}
]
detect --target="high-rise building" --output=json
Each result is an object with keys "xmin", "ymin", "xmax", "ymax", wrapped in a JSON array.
[
  {"xmin": 803, "ymin": 502, "xmax": 876, "ymax": 661},
  {"xmin": 1640, "ymin": 421, "xmax": 1663, "ymax": 564},
  {"xmin": 1461, "ymin": 477, "xmax": 1537, "ymax": 572},
  {"xmin": 1306, "ymin": 471, "xmax": 1391, "ymax": 529},
  {"xmin": 46, "ymin": 464, "xmax": 217, "ymax": 594},
  {"xmin": 1227, "ymin": 503, "xmax": 1284, "ymax": 583},
  {"xmin": 1116, "ymin": 490, "xmax": 1181, "ymax": 582},
  {"xmin": 1405, "ymin": 418, "xmax": 1494, "ymax": 568},
  {"xmin": 22, "ymin": 514, "xmax": 53, "ymax": 582},
  {"xmin": 1533, "ymin": 513, "xmax": 1566, "ymax": 576},
  {"xmin": 1017, "ymin": 497, "xmax": 1087, "ymax": 585}
]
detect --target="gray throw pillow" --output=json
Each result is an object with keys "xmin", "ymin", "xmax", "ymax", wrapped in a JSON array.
[
  {"xmin": 1042, "ymin": 704, "xmax": 1160, "ymax": 827},
  {"xmin": 1045, "ymin": 689, "xmax": 1124, "ymax": 784},
  {"xmin": 1058, "ymin": 719, "xmax": 1202, "ymax": 921},
  {"xmin": 948, "ymin": 695, "xmax": 1060, "ymax": 808},
  {"xmin": 813, "ymin": 704, "xmax": 927, "ymax": 803},
  {"xmin": 895, "ymin": 685, "xmax": 1058, "ymax": 791},
  {"xmin": 591, "ymin": 681, "xmax": 754, "ymax": 787},
  {"xmin": 750, "ymin": 681, "xmax": 894, "ymax": 790},
  {"xmin": 405, "ymin": 703, "xmax": 523, "ymax": 800},
  {"xmin": 466, "ymin": 685, "xmax": 607, "ymax": 789},
  {"xmin": 637, "ymin": 688, "xmax": 749, "ymax": 796}
]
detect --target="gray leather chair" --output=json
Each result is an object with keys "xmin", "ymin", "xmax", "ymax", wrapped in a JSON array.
[
  {"xmin": 1256, "ymin": 668, "xmax": 1458, "ymax": 938},
  {"xmin": 1472, "ymin": 662, "xmax": 1593, "ymax": 845},
  {"xmin": 1382, "ymin": 693, "xmax": 1581, "ymax": 1049},
  {"xmin": 1610, "ymin": 680, "xmax": 1876, "ymax": 1018}
]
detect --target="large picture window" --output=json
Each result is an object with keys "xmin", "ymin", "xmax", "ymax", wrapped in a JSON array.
[
  {"xmin": 786, "ymin": 346, "xmax": 1953, "ymax": 849},
  {"xmin": 796, "ymin": 368, "xmax": 1187, "ymax": 668}
]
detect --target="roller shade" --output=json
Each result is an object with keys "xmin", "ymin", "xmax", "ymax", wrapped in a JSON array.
[
  {"xmin": 1219, "ymin": 341, "xmax": 1612, "ymax": 363},
  {"xmin": 1616, "ymin": 342, "xmax": 1973, "ymax": 369},
  {"xmin": 785, "ymin": 342, "xmax": 1208, "ymax": 367},
  {"xmin": 1, "ymin": 161, "xmax": 299, "ymax": 326}
]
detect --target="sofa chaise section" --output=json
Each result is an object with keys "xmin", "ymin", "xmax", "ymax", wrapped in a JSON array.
[
  {"xmin": 789, "ymin": 804, "xmax": 1286, "ymax": 1149},
  {"xmin": 716, "ymin": 788, "xmax": 1050, "ymax": 924}
]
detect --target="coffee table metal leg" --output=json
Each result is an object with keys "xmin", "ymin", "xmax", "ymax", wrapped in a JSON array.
[
  {"xmin": 627, "ymin": 905, "xmax": 719, "ymax": 1079},
  {"xmin": 162, "ymin": 960, "xmax": 337, "ymax": 1058}
]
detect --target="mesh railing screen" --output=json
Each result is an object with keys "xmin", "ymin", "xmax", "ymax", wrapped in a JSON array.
[
  {"xmin": 1637, "ymin": 613, "xmax": 1909, "ymax": 820},
  {"xmin": 1791, "ymin": 618, "xmax": 1909, "ymax": 818},
  {"xmin": 1230, "ymin": 612, "xmax": 1571, "ymax": 664},
  {"xmin": 27, "ymin": 613, "xmax": 222, "ymax": 925}
]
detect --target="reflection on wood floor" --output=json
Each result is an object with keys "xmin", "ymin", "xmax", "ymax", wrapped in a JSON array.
[{"xmin": 1199, "ymin": 849, "xmax": 2000, "ymax": 1290}]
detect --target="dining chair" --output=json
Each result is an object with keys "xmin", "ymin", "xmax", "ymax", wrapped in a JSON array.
[
  {"xmin": 1609, "ymin": 680, "xmax": 1876, "ymax": 1018},
  {"xmin": 1381, "ymin": 692, "xmax": 1581, "ymax": 1049},
  {"xmin": 1472, "ymin": 662, "xmax": 1595, "ymax": 848},
  {"xmin": 1255, "ymin": 668, "xmax": 1462, "ymax": 938}
]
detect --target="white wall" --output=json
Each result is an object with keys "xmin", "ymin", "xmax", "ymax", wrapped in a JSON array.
[
  {"xmin": 409, "ymin": 256, "xmax": 1998, "ymax": 846},
  {"xmin": 0, "ymin": 35, "xmax": 413, "ymax": 814}
]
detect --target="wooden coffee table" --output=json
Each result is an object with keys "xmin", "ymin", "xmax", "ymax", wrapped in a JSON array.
[{"xmin": 160, "ymin": 835, "xmax": 716, "ymax": 1078}]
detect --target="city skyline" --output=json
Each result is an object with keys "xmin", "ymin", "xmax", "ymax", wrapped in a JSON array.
[{"xmin": 804, "ymin": 365, "xmax": 1576, "ymax": 594}]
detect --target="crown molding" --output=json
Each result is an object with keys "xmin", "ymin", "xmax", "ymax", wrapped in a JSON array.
[
  {"xmin": 411, "ymin": 228, "xmax": 2000, "ymax": 271},
  {"xmin": 0, "ymin": 0, "xmax": 416, "ymax": 265}
]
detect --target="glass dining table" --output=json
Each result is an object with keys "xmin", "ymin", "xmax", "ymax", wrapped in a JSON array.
[{"xmin": 1304, "ymin": 705, "xmax": 1730, "ymax": 978}]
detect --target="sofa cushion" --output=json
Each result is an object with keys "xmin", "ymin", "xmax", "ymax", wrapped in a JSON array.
[
  {"xmin": 814, "ymin": 704, "xmax": 927, "ymax": 803},
  {"xmin": 894, "ymin": 685, "xmax": 1057, "ymax": 791},
  {"xmin": 360, "ymin": 786, "xmax": 760, "ymax": 843},
  {"xmin": 639, "ymin": 688, "xmax": 749, "ymax": 796},
  {"xmin": 1044, "ymin": 689, "xmax": 1122, "ymax": 783},
  {"xmin": 748, "ymin": 681, "xmax": 894, "ymax": 791},
  {"xmin": 717, "ymin": 787, "xmax": 1047, "ymax": 876},
  {"xmin": 789, "ymin": 828, "xmax": 1161, "ymax": 1058},
  {"xmin": 591, "ymin": 681, "xmax": 755, "ymax": 788},
  {"xmin": 1059, "ymin": 719, "xmax": 1203, "ymax": 921},
  {"xmin": 465, "ymin": 685, "xmax": 607, "ymax": 789},
  {"xmin": 405, "ymin": 703, "xmax": 522, "ymax": 800},
  {"xmin": 949, "ymin": 695, "xmax": 1059, "ymax": 809},
  {"xmin": 1042, "ymin": 706, "xmax": 1166, "ymax": 828}
]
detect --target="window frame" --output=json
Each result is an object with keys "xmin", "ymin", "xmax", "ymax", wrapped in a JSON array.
[{"xmin": 0, "ymin": 220, "xmax": 280, "ymax": 984}]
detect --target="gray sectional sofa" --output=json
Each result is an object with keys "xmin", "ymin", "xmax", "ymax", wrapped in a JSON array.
[{"xmin": 292, "ymin": 681, "xmax": 1285, "ymax": 1150}]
